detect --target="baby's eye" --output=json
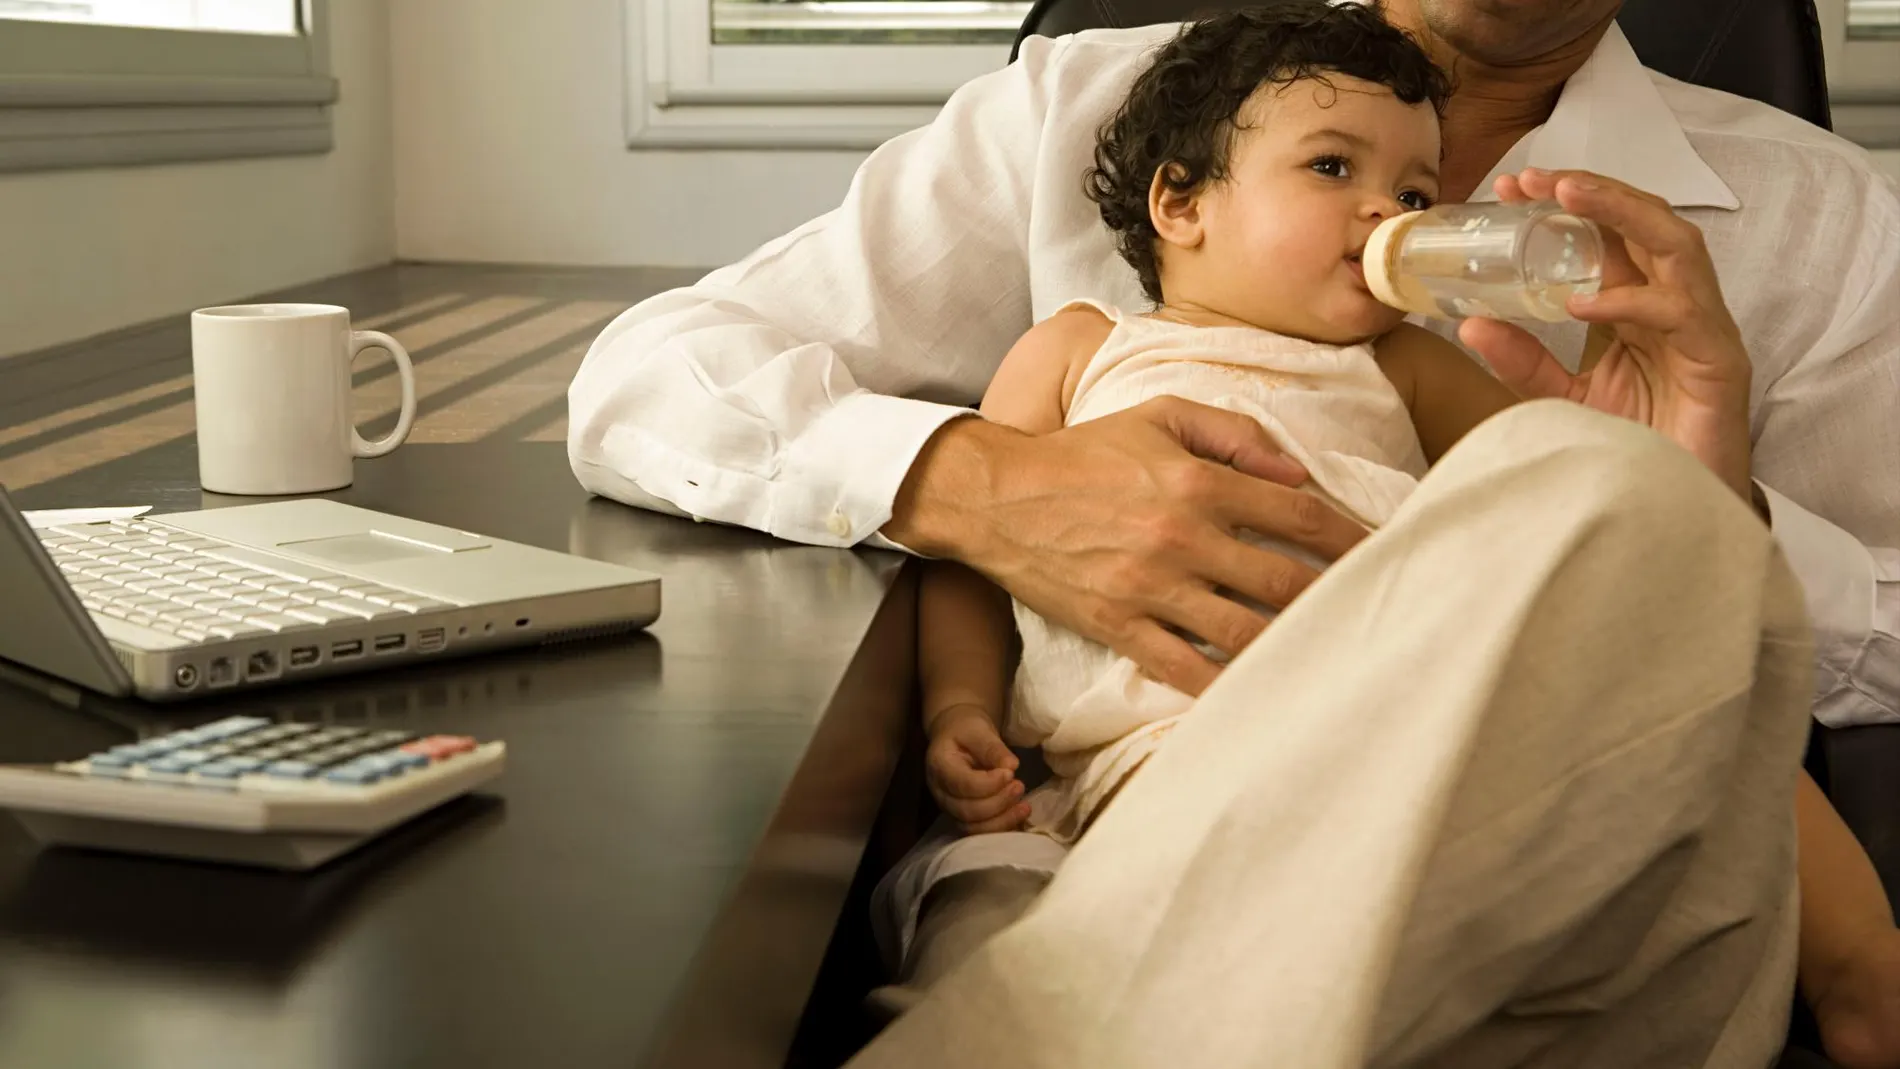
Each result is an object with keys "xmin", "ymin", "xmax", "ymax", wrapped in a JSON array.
[
  {"xmin": 1309, "ymin": 155, "xmax": 1350, "ymax": 179},
  {"xmin": 1398, "ymin": 189, "xmax": 1434, "ymax": 211}
]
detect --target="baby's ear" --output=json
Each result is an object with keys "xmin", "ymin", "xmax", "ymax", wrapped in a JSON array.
[{"xmin": 1148, "ymin": 162, "xmax": 1206, "ymax": 249}]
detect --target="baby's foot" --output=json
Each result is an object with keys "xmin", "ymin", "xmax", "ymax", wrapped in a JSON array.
[{"xmin": 1812, "ymin": 929, "xmax": 1900, "ymax": 1069}]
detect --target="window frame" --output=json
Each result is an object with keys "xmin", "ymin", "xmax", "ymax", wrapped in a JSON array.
[
  {"xmin": 0, "ymin": 0, "xmax": 337, "ymax": 172},
  {"xmin": 1825, "ymin": 0, "xmax": 1900, "ymax": 148},
  {"xmin": 625, "ymin": 0, "xmax": 1018, "ymax": 150}
]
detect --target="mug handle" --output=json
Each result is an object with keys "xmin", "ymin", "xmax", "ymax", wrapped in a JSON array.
[{"xmin": 349, "ymin": 331, "xmax": 417, "ymax": 458}]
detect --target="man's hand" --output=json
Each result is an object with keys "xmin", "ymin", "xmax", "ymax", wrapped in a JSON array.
[
  {"xmin": 886, "ymin": 398, "xmax": 1368, "ymax": 696},
  {"xmin": 926, "ymin": 705, "xmax": 1029, "ymax": 835},
  {"xmin": 1460, "ymin": 169, "xmax": 1756, "ymax": 500}
]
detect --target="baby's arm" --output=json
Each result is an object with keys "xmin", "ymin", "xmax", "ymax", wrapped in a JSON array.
[
  {"xmin": 918, "ymin": 306, "xmax": 1114, "ymax": 833},
  {"xmin": 1372, "ymin": 323, "xmax": 1520, "ymax": 462}
]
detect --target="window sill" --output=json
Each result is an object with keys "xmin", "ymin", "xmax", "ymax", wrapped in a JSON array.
[{"xmin": 0, "ymin": 72, "xmax": 337, "ymax": 172}]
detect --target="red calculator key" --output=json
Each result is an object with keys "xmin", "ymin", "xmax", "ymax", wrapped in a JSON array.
[{"xmin": 400, "ymin": 735, "xmax": 478, "ymax": 760}]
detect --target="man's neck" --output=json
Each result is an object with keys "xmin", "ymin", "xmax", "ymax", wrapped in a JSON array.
[{"xmin": 1381, "ymin": 2, "xmax": 1616, "ymax": 203}]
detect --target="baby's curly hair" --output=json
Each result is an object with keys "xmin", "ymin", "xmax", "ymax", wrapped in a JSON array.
[{"xmin": 1085, "ymin": 1, "xmax": 1452, "ymax": 304}]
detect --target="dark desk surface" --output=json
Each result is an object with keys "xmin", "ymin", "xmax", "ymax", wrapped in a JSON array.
[{"xmin": 0, "ymin": 438, "xmax": 916, "ymax": 1069}]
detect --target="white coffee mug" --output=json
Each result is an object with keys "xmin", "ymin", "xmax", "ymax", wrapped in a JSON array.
[{"xmin": 190, "ymin": 303, "xmax": 418, "ymax": 495}]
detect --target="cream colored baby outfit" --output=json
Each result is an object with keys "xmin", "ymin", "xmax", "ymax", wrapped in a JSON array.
[{"xmin": 1009, "ymin": 299, "xmax": 1430, "ymax": 843}]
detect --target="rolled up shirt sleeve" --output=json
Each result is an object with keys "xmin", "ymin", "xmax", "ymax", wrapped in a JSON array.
[{"xmin": 566, "ymin": 37, "xmax": 1070, "ymax": 549}]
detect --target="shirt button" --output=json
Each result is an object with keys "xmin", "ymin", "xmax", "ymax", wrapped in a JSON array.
[{"xmin": 825, "ymin": 512, "xmax": 852, "ymax": 539}]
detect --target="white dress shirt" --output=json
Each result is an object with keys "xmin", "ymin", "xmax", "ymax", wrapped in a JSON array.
[{"xmin": 569, "ymin": 24, "xmax": 1900, "ymax": 728}]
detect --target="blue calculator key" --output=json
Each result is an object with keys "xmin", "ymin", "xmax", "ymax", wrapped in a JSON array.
[
  {"xmin": 323, "ymin": 763, "xmax": 383, "ymax": 786},
  {"xmin": 107, "ymin": 743, "xmax": 158, "ymax": 761},
  {"xmin": 87, "ymin": 751, "xmax": 136, "ymax": 768},
  {"xmin": 397, "ymin": 751, "xmax": 431, "ymax": 770},
  {"xmin": 221, "ymin": 756, "xmax": 267, "ymax": 774},
  {"xmin": 141, "ymin": 735, "xmax": 194, "ymax": 756},
  {"xmin": 361, "ymin": 752, "xmax": 410, "ymax": 775},
  {"xmin": 148, "ymin": 752, "xmax": 211, "ymax": 774},
  {"xmin": 266, "ymin": 761, "xmax": 318, "ymax": 779},
  {"xmin": 201, "ymin": 716, "xmax": 271, "ymax": 739},
  {"xmin": 195, "ymin": 762, "xmax": 243, "ymax": 780}
]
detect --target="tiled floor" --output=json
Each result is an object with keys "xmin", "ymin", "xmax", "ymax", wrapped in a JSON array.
[{"xmin": 0, "ymin": 263, "xmax": 704, "ymax": 490}]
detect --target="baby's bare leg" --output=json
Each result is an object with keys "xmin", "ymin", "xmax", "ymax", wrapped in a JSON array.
[{"xmin": 1798, "ymin": 770, "xmax": 1900, "ymax": 1069}]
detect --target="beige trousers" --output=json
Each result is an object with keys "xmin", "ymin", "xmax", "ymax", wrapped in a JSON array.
[{"xmin": 852, "ymin": 401, "xmax": 1814, "ymax": 1069}]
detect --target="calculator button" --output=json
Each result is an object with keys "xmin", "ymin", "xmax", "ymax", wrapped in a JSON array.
[
  {"xmin": 148, "ymin": 751, "xmax": 212, "ymax": 774},
  {"xmin": 220, "ymin": 756, "xmax": 267, "ymax": 773},
  {"xmin": 265, "ymin": 761, "xmax": 319, "ymax": 779},
  {"xmin": 195, "ymin": 762, "xmax": 244, "ymax": 781},
  {"xmin": 361, "ymin": 752, "xmax": 414, "ymax": 777},
  {"xmin": 404, "ymin": 735, "xmax": 477, "ymax": 760},
  {"xmin": 85, "ymin": 752, "xmax": 136, "ymax": 769},
  {"xmin": 199, "ymin": 716, "xmax": 271, "ymax": 739},
  {"xmin": 323, "ymin": 762, "xmax": 383, "ymax": 786}
]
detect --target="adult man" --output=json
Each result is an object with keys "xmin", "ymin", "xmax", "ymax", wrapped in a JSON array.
[
  {"xmin": 569, "ymin": 0, "xmax": 1900, "ymax": 1062},
  {"xmin": 569, "ymin": 1, "xmax": 1897, "ymax": 730}
]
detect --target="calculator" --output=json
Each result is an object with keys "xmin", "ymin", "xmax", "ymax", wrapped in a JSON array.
[{"xmin": 0, "ymin": 715, "xmax": 505, "ymax": 869}]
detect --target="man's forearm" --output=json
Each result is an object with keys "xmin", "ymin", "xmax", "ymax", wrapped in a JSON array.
[{"xmin": 884, "ymin": 418, "xmax": 1022, "ymax": 562}]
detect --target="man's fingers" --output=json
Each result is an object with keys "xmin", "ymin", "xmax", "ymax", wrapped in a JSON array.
[
  {"xmin": 1122, "ymin": 621, "xmax": 1221, "ymax": 696},
  {"xmin": 1544, "ymin": 173, "xmax": 1708, "ymax": 265},
  {"xmin": 938, "ymin": 786, "xmax": 1025, "ymax": 826},
  {"xmin": 1204, "ymin": 474, "xmax": 1365, "ymax": 565},
  {"xmin": 1146, "ymin": 585, "xmax": 1272, "ymax": 658},
  {"xmin": 1148, "ymin": 397, "xmax": 1309, "ymax": 488},
  {"xmin": 962, "ymin": 803, "xmax": 1033, "ymax": 835},
  {"xmin": 1569, "ymin": 284, "xmax": 1697, "ymax": 334},
  {"xmin": 1459, "ymin": 318, "xmax": 1582, "ymax": 402}
]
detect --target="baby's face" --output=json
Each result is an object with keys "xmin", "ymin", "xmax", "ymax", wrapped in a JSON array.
[{"xmin": 1166, "ymin": 75, "xmax": 1442, "ymax": 343}]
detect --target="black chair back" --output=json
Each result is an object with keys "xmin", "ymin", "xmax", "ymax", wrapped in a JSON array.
[{"xmin": 1009, "ymin": 0, "xmax": 1833, "ymax": 130}]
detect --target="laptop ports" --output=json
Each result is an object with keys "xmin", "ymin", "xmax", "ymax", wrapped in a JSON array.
[
  {"xmin": 416, "ymin": 628, "xmax": 446, "ymax": 653},
  {"xmin": 374, "ymin": 634, "xmax": 407, "ymax": 654},
  {"xmin": 245, "ymin": 650, "xmax": 280, "ymax": 681},
  {"xmin": 206, "ymin": 657, "xmax": 237, "ymax": 687},
  {"xmin": 330, "ymin": 639, "xmax": 364, "ymax": 660},
  {"xmin": 173, "ymin": 664, "xmax": 200, "ymax": 690},
  {"xmin": 288, "ymin": 646, "xmax": 320, "ymax": 669}
]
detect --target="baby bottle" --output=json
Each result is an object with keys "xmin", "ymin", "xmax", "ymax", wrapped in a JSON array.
[{"xmin": 1363, "ymin": 201, "xmax": 1604, "ymax": 323}]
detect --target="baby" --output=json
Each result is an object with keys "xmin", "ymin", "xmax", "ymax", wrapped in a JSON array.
[{"xmin": 910, "ymin": 3, "xmax": 1900, "ymax": 1063}]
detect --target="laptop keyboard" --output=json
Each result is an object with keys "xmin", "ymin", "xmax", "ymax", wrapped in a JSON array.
[{"xmin": 36, "ymin": 519, "xmax": 452, "ymax": 644}]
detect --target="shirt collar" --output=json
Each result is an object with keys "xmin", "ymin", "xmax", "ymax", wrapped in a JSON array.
[{"xmin": 1469, "ymin": 25, "xmax": 1741, "ymax": 210}]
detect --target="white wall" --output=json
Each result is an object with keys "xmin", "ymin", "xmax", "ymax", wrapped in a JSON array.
[
  {"xmin": 390, "ymin": 0, "xmax": 865, "ymax": 270},
  {"xmin": 1875, "ymin": 150, "xmax": 1900, "ymax": 183},
  {"xmin": 0, "ymin": 0, "xmax": 396, "ymax": 360}
]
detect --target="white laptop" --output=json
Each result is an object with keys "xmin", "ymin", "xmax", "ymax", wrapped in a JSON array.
[{"xmin": 0, "ymin": 487, "xmax": 661, "ymax": 702}]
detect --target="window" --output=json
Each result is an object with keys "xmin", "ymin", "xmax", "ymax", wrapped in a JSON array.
[
  {"xmin": 627, "ymin": 0, "xmax": 1029, "ymax": 149},
  {"xmin": 1828, "ymin": 0, "xmax": 1900, "ymax": 147},
  {"xmin": 0, "ymin": 0, "xmax": 336, "ymax": 172},
  {"xmin": 0, "ymin": 1, "xmax": 298, "ymax": 35},
  {"xmin": 1848, "ymin": 0, "xmax": 1900, "ymax": 38}
]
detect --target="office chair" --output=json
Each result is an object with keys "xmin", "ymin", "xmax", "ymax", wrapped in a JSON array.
[
  {"xmin": 1010, "ymin": 0, "xmax": 1835, "ymax": 132},
  {"xmin": 1001, "ymin": 2, "xmax": 1878, "ymax": 1065}
]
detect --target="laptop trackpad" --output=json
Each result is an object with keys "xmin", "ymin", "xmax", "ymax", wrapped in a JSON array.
[{"xmin": 280, "ymin": 532, "xmax": 453, "ymax": 567}]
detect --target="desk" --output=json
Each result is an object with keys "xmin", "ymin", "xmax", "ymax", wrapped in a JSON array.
[{"xmin": 0, "ymin": 423, "xmax": 917, "ymax": 1063}]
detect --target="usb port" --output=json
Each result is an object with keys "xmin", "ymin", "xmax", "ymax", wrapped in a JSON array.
[
  {"xmin": 288, "ymin": 646, "xmax": 320, "ymax": 669},
  {"xmin": 374, "ymin": 633, "xmax": 407, "ymax": 653},
  {"xmin": 331, "ymin": 639, "xmax": 364, "ymax": 660},
  {"xmin": 416, "ymin": 628, "xmax": 446, "ymax": 653}
]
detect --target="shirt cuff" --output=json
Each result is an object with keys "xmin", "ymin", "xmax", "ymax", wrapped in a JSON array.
[
  {"xmin": 1759, "ymin": 483, "xmax": 1897, "ymax": 727},
  {"xmin": 772, "ymin": 391, "xmax": 977, "ymax": 551}
]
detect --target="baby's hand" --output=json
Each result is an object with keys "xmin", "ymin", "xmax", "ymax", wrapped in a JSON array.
[{"xmin": 926, "ymin": 705, "xmax": 1030, "ymax": 835}]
